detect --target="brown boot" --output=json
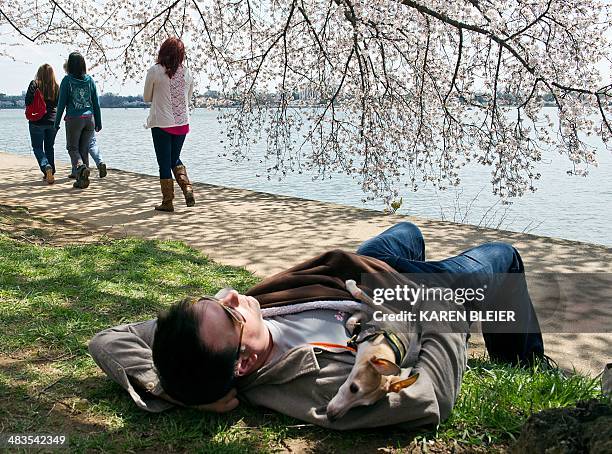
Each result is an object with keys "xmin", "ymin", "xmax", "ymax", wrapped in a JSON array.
[
  {"xmin": 44, "ymin": 165, "xmax": 54, "ymax": 185},
  {"xmin": 155, "ymin": 179, "xmax": 174, "ymax": 212},
  {"xmin": 172, "ymin": 164, "xmax": 195, "ymax": 207}
]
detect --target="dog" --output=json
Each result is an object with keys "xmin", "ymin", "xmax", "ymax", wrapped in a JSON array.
[{"xmin": 326, "ymin": 280, "xmax": 419, "ymax": 421}]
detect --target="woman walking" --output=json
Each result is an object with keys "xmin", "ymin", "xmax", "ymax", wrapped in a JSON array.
[
  {"xmin": 25, "ymin": 64, "xmax": 59, "ymax": 184},
  {"xmin": 144, "ymin": 37, "xmax": 195, "ymax": 212},
  {"xmin": 54, "ymin": 52, "xmax": 102, "ymax": 189},
  {"xmin": 68, "ymin": 135, "xmax": 107, "ymax": 179}
]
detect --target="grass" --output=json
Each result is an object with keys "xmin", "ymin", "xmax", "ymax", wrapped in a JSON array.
[
  {"xmin": 438, "ymin": 359, "xmax": 603, "ymax": 445},
  {"xmin": 0, "ymin": 206, "xmax": 606, "ymax": 452}
]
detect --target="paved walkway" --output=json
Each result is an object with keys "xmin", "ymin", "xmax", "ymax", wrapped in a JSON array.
[{"xmin": 1, "ymin": 151, "xmax": 610, "ymax": 377}]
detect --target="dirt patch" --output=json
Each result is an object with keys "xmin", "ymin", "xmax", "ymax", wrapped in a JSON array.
[
  {"xmin": 512, "ymin": 399, "xmax": 612, "ymax": 454},
  {"xmin": 282, "ymin": 436, "xmax": 505, "ymax": 453},
  {"xmin": 0, "ymin": 204, "xmax": 119, "ymax": 246}
]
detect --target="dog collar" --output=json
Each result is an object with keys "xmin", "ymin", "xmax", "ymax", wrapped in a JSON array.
[{"xmin": 347, "ymin": 325, "xmax": 407, "ymax": 365}]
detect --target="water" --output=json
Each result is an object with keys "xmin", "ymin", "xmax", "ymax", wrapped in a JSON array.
[{"xmin": 1, "ymin": 108, "xmax": 611, "ymax": 246}]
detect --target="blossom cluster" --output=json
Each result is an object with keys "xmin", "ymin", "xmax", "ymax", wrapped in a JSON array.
[{"xmin": 2, "ymin": 0, "xmax": 610, "ymax": 203}]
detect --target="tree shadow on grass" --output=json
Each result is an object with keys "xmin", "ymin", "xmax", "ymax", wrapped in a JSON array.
[
  {"xmin": 1, "ymin": 355, "xmax": 434, "ymax": 453},
  {"xmin": 5, "ymin": 232, "xmax": 425, "ymax": 452},
  {"xmin": 0, "ymin": 358, "xmax": 284, "ymax": 452},
  {"xmin": 0, "ymin": 225, "xmax": 508, "ymax": 452},
  {"xmin": 78, "ymin": 375, "xmax": 436, "ymax": 453},
  {"xmin": 0, "ymin": 234, "xmax": 286, "ymax": 451},
  {"xmin": 0, "ymin": 237, "xmax": 258, "ymax": 352}
]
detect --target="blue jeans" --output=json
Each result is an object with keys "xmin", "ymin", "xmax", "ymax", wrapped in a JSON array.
[
  {"xmin": 358, "ymin": 222, "xmax": 545, "ymax": 365},
  {"xmin": 71, "ymin": 135, "xmax": 104, "ymax": 175},
  {"xmin": 88, "ymin": 135, "xmax": 104, "ymax": 167},
  {"xmin": 151, "ymin": 128, "xmax": 185, "ymax": 179},
  {"xmin": 28, "ymin": 123, "xmax": 57, "ymax": 174}
]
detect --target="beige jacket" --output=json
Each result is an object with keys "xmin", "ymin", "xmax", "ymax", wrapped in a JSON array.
[
  {"xmin": 89, "ymin": 250, "xmax": 468, "ymax": 430},
  {"xmin": 143, "ymin": 63, "xmax": 194, "ymax": 128}
]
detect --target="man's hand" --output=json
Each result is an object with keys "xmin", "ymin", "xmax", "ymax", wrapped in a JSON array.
[
  {"xmin": 160, "ymin": 388, "xmax": 239, "ymax": 412},
  {"xmin": 193, "ymin": 388, "xmax": 239, "ymax": 413}
]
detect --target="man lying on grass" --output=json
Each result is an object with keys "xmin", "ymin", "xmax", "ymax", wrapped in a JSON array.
[{"xmin": 89, "ymin": 222, "xmax": 548, "ymax": 430}]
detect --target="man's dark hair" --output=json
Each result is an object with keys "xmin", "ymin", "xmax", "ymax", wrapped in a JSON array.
[
  {"xmin": 152, "ymin": 298, "xmax": 237, "ymax": 405},
  {"xmin": 66, "ymin": 52, "xmax": 86, "ymax": 79}
]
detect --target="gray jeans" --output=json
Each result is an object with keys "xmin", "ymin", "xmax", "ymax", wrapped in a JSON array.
[{"xmin": 65, "ymin": 116, "xmax": 95, "ymax": 169}]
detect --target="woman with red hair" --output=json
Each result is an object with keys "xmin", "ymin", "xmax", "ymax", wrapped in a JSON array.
[{"xmin": 144, "ymin": 37, "xmax": 195, "ymax": 212}]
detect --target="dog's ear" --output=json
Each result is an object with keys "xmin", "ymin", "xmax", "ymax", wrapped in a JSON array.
[
  {"xmin": 368, "ymin": 357, "xmax": 401, "ymax": 376},
  {"xmin": 387, "ymin": 373, "xmax": 419, "ymax": 393}
]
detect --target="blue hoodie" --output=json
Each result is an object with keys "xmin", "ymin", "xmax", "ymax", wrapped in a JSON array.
[{"xmin": 54, "ymin": 74, "xmax": 102, "ymax": 130}]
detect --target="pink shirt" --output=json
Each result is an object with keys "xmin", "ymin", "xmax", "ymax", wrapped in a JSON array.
[{"xmin": 161, "ymin": 124, "xmax": 190, "ymax": 135}]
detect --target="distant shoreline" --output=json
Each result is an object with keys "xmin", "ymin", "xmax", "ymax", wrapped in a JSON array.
[{"xmin": 0, "ymin": 106, "xmax": 148, "ymax": 110}]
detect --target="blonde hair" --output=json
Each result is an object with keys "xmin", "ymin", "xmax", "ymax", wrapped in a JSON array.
[{"xmin": 35, "ymin": 64, "xmax": 59, "ymax": 102}]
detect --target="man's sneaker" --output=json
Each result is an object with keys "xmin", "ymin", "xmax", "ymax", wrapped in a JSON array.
[
  {"xmin": 98, "ymin": 162, "xmax": 107, "ymax": 178},
  {"xmin": 44, "ymin": 165, "xmax": 54, "ymax": 184},
  {"xmin": 73, "ymin": 165, "xmax": 90, "ymax": 189},
  {"xmin": 68, "ymin": 173, "xmax": 76, "ymax": 179}
]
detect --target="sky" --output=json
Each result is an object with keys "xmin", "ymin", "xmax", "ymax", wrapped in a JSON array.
[
  {"xmin": 0, "ymin": 39, "xmax": 142, "ymax": 96},
  {"xmin": 1, "ymin": 12, "xmax": 610, "ymax": 97}
]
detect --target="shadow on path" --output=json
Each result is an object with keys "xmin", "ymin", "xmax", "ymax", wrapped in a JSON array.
[{"xmin": 1, "ymin": 151, "xmax": 610, "ymax": 376}]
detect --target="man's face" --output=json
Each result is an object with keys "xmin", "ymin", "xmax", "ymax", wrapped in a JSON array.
[{"xmin": 196, "ymin": 290, "xmax": 269, "ymax": 376}]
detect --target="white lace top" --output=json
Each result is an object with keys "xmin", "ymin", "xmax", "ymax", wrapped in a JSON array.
[{"xmin": 143, "ymin": 63, "xmax": 194, "ymax": 128}]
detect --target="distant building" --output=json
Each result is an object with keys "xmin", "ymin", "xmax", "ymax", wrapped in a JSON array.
[
  {"xmin": 297, "ymin": 84, "xmax": 318, "ymax": 101},
  {"xmin": 98, "ymin": 93, "xmax": 147, "ymax": 108}
]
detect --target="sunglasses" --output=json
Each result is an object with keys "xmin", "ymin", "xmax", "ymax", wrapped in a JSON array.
[{"xmin": 194, "ymin": 296, "xmax": 246, "ymax": 360}]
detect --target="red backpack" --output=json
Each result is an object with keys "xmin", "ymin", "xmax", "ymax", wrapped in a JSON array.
[{"xmin": 25, "ymin": 88, "xmax": 47, "ymax": 121}]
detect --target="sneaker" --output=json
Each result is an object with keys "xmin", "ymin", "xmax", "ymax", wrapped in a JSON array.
[
  {"xmin": 44, "ymin": 165, "xmax": 54, "ymax": 184},
  {"xmin": 68, "ymin": 173, "xmax": 76, "ymax": 179},
  {"xmin": 74, "ymin": 165, "xmax": 90, "ymax": 189},
  {"xmin": 98, "ymin": 162, "xmax": 107, "ymax": 178}
]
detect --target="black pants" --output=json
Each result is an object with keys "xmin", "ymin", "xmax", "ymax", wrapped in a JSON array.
[{"xmin": 151, "ymin": 127, "xmax": 186, "ymax": 179}]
